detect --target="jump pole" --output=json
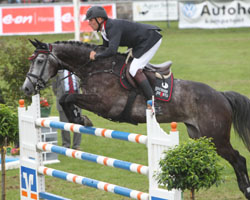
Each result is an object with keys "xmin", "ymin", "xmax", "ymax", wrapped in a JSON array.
[{"xmin": 19, "ymin": 94, "xmax": 181, "ymax": 200}]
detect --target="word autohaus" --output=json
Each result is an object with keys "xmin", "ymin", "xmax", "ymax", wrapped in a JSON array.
[
  {"xmin": 179, "ymin": 0, "xmax": 250, "ymax": 29},
  {"xmin": 201, "ymin": 2, "xmax": 250, "ymax": 16}
]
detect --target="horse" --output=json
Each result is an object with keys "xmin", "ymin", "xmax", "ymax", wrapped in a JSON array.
[{"xmin": 22, "ymin": 39, "xmax": 250, "ymax": 199}]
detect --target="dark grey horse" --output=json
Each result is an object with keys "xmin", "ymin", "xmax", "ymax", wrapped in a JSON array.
[{"xmin": 22, "ymin": 40, "xmax": 250, "ymax": 199}]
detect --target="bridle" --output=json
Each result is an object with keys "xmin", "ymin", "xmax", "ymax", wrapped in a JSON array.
[
  {"xmin": 26, "ymin": 42, "xmax": 103, "ymax": 93},
  {"xmin": 27, "ymin": 44, "xmax": 60, "ymax": 93}
]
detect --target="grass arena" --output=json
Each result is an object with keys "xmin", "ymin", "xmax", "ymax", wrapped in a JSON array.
[{"xmin": 0, "ymin": 21, "xmax": 250, "ymax": 199}]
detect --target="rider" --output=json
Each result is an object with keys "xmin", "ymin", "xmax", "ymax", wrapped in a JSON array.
[{"xmin": 85, "ymin": 6, "xmax": 162, "ymax": 113}]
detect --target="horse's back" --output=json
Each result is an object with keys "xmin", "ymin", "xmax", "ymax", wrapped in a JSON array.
[
  {"xmin": 171, "ymin": 78, "xmax": 228, "ymax": 105},
  {"xmin": 158, "ymin": 79, "xmax": 232, "ymax": 135}
]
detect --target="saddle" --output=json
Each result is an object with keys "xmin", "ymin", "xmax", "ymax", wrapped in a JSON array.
[{"xmin": 122, "ymin": 60, "xmax": 172, "ymax": 89}]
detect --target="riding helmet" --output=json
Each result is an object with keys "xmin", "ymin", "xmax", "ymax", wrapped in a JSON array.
[{"xmin": 85, "ymin": 6, "xmax": 108, "ymax": 20}]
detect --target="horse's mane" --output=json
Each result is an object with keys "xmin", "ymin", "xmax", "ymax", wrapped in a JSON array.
[
  {"xmin": 53, "ymin": 40, "xmax": 127, "ymax": 57},
  {"xmin": 54, "ymin": 40, "xmax": 97, "ymax": 49}
]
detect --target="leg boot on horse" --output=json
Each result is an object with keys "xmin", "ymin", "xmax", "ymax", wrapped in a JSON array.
[
  {"xmin": 59, "ymin": 94, "xmax": 93, "ymax": 126},
  {"xmin": 134, "ymin": 69, "xmax": 162, "ymax": 114}
]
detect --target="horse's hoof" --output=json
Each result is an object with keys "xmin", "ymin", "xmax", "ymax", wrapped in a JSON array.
[
  {"xmin": 82, "ymin": 115, "xmax": 93, "ymax": 127},
  {"xmin": 74, "ymin": 116, "xmax": 93, "ymax": 126},
  {"xmin": 245, "ymin": 187, "xmax": 250, "ymax": 200}
]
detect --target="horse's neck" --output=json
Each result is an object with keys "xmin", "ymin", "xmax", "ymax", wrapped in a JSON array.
[
  {"xmin": 53, "ymin": 43, "xmax": 127, "ymax": 78},
  {"xmin": 53, "ymin": 43, "xmax": 89, "ymax": 73}
]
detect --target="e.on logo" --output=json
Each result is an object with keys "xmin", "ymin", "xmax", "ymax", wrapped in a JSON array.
[
  {"xmin": 61, "ymin": 12, "xmax": 86, "ymax": 23},
  {"xmin": 61, "ymin": 5, "xmax": 112, "ymax": 32},
  {"xmin": 2, "ymin": 7, "xmax": 54, "ymax": 33},
  {"xmin": 61, "ymin": 12, "xmax": 73, "ymax": 23},
  {"xmin": 2, "ymin": 14, "xmax": 32, "ymax": 24}
]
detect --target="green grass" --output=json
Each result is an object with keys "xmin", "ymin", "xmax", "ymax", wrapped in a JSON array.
[{"xmin": 1, "ymin": 21, "xmax": 250, "ymax": 199}]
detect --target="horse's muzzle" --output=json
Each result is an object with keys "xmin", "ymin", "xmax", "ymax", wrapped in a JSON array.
[{"xmin": 22, "ymin": 79, "xmax": 34, "ymax": 96}]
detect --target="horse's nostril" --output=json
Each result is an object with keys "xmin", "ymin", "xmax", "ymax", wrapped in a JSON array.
[
  {"xmin": 24, "ymin": 87, "xmax": 29, "ymax": 92},
  {"xmin": 22, "ymin": 86, "xmax": 31, "ymax": 95},
  {"xmin": 22, "ymin": 86, "xmax": 28, "ymax": 93}
]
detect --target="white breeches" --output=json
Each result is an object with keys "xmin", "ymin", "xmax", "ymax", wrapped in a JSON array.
[{"xmin": 129, "ymin": 38, "xmax": 162, "ymax": 77}]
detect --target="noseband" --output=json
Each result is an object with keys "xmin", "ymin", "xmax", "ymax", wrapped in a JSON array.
[{"xmin": 27, "ymin": 44, "xmax": 59, "ymax": 93}]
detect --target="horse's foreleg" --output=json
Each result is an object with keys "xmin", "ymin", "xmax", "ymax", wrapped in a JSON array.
[
  {"xmin": 74, "ymin": 92, "xmax": 102, "ymax": 111},
  {"xmin": 217, "ymin": 144, "xmax": 250, "ymax": 199},
  {"xmin": 59, "ymin": 94, "xmax": 93, "ymax": 126}
]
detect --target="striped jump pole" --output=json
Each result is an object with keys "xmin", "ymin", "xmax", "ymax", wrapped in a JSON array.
[
  {"xmin": 35, "ymin": 118, "xmax": 148, "ymax": 145},
  {"xmin": 19, "ymin": 94, "xmax": 181, "ymax": 200},
  {"xmin": 37, "ymin": 142, "xmax": 149, "ymax": 176},
  {"xmin": 38, "ymin": 166, "xmax": 149, "ymax": 200}
]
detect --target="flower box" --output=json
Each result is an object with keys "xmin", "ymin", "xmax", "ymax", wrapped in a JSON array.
[
  {"xmin": 40, "ymin": 97, "xmax": 51, "ymax": 117},
  {"xmin": 41, "ymin": 106, "xmax": 51, "ymax": 117}
]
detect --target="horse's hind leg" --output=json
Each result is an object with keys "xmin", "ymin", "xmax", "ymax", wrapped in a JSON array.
[
  {"xmin": 59, "ymin": 94, "xmax": 93, "ymax": 126},
  {"xmin": 217, "ymin": 143, "xmax": 250, "ymax": 199}
]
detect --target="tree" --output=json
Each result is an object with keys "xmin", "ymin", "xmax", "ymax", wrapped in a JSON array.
[
  {"xmin": 0, "ymin": 37, "xmax": 53, "ymax": 107},
  {"xmin": 155, "ymin": 137, "xmax": 224, "ymax": 200},
  {"xmin": 0, "ymin": 38, "xmax": 32, "ymax": 107},
  {"xmin": 0, "ymin": 104, "xmax": 18, "ymax": 200}
]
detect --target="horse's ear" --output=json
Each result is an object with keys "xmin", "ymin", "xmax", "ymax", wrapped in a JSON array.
[
  {"xmin": 34, "ymin": 39, "xmax": 47, "ymax": 49},
  {"xmin": 29, "ymin": 39, "xmax": 38, "ymax": 48}
]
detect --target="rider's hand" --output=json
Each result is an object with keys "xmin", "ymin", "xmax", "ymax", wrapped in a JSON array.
[{"xmin": 90, "ymin": 51, "xmax": 96, "ymax": 60}]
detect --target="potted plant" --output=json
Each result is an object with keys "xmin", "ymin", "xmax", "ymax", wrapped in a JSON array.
[
  {"xmin": 40, "ymin": 97, "xmax": 51, "ymax": 117},
  {"xmin": 155, "ymin": 137, "xmax": 224, "ymax": 200}
]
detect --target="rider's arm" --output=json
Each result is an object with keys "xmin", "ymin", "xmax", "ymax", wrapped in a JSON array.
[
  {"xmin": 101, "ymin": 37, "xmax": 108, "ymax": 47},
  {"xmin": 94, "ymin": 26, "xmax": 122, "ymax": 59},
  {"xmin": 90, "ymin": 36, "xmax": 108, "ymax": 60}
]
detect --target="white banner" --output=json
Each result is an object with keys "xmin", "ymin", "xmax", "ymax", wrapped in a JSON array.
[
  {"xmin": 179, "ymin": 0, "xmax": 250, "ymax": 29},
  {"xmin": 133, "ymin": 1, "xmax": 178, "ymax": 21}
]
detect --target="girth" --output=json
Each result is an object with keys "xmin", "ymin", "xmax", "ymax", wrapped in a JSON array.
[{"xmin": 111, "ymin": 90, "xmax": 138, "ymax": 125}]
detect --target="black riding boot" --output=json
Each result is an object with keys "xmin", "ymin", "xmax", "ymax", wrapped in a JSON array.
[{"xmin": 134, "ymin": 69, "xmax": 162, "ymax": 115}]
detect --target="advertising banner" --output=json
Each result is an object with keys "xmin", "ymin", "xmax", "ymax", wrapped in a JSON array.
[
  {"xmin": 2, "ymin": 6, "xmax": 54, "ymax": 34},
  {"xmin": 133, "ymin": 1, "xmax": 178, "ymax": 21},
  {"xmin": 179, "ymin": 0, "xmax": 250, "ymax": 29},
  {"xmin": 0, "ymin": 4, "xmax": 115, "ymax": 36},
  {"xmin": 61, "ymin": 4, "xmax": 115, "ymax": 33}
]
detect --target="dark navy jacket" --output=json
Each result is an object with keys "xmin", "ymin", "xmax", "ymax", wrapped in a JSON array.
[{"xmin": 95, "ymin": 18, "xmax": 162, "ymax": 59}]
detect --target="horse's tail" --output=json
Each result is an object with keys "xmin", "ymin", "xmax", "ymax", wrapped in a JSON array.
[{"xmin": 223, "ymin": 91, "xmax": 250, "ymax": 151}]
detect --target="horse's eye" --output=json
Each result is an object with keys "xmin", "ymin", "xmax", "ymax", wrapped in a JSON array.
[{"xmin": 37, "ymin": 59, "xmax": 43, "ymax": 64}]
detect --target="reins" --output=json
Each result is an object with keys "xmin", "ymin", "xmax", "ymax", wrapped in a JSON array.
[
  {"xmin": 58, "ymin": 58, "xmax": 92, "ymax": 83},
  {"xmin": 86, "ymin": 60, "xmax": 119, "ymax": 78}
]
